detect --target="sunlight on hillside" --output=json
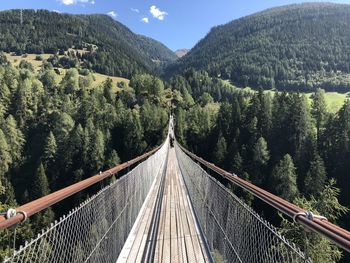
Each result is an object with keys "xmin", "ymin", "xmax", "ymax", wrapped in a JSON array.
[
  {"xmin": 221, "ymin": 79, "xmax": 349, "ymax": 113},
  {"xmin": 5, "ymin": 52, "xmax": 129, "ymax": 90}
]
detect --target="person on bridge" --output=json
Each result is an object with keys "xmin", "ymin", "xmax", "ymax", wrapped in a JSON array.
[{"xmin": 169, "ymin": 133, "xmax": 174, "ymax": 147}]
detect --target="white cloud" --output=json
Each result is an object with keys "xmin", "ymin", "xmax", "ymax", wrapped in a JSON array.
[
  {"xmin": 60, "ymin": 0, "xmax": 74, "ymax": 5},
  {"xmin": 53, "ymin": 10, "xmax": 61, "ymax": 13},
  {"xmin": 141, "ymin": 17, "xmax": 149, "ymax": 23},
  {"xmin": 131, "ymin": 8, "xmax": 139, "ymax": 13},
  {"xmin": 107, "ymin": 11, "xmax": 117, "ymax": 18},
  {"xmin": 150, "ymin": 5, "xmax": 168, "ymax": 21},
  {"xmin": 58, "ymin": 0, "xmax": 95, "ymax": 5}
]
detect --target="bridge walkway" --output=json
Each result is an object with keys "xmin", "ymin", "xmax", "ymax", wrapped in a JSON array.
[{"xmin": 117, "ymin": 147, "xmax": 210, "ymax": 263}]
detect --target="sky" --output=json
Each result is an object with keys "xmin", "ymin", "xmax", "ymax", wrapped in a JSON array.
[{"xmin": 0, "ymin": 0, "xmax": 350, "ymax": 51}]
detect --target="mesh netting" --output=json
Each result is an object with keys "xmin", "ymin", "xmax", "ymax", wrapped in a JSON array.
[
  {"xmin": 5, "ymin": 141, "xmax": 168, "ymax": 263},
  {"xmin": 5, "ymin": 134, "xmax": 312, "ymax": 263},
  {"xmin": 175, "ymin": 143, "xmax": 311, "ymax": 263}
]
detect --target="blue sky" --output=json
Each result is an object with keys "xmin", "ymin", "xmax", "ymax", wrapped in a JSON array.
[{"xmin": 0, "ymin": 0, "xmax": 349, "ymax": 51}]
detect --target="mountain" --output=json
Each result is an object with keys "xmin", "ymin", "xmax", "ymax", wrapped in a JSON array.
[
  {"xmin": 0, "ymin": 9, "xmax": 177, "ymax": 78},
  {"xmin": 166, "ymin": 3, "xmax": 350, "ymax": 92},
  {"xmin": 175, "ymin": 49, "xmax": 190, "ymax": 58}
]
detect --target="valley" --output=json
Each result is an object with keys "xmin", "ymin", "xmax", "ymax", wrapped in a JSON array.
[{"xmin": 0, "ymin": 3, "xmax": 350, "ymax": 262}]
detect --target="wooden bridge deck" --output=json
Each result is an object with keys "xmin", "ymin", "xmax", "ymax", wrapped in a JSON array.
[{"xmin": 117, "ymin": 148, "xmax": 210, "ymax": 263}]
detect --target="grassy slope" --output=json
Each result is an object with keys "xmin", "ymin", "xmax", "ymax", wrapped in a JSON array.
[
  {"xmin": 5, "ymin": 53, "xmax": 51, "ymax": 69},
  {"xmin": 5, "ymin": 52, "xmax": 130, "ymax": 89},
  {"xmin": 221, "ymin": 80, "xmax": 349, "ymax": 113},
  {"xmin": 8, "ymin": 52, "xmax": 345, "ymax": 112}
]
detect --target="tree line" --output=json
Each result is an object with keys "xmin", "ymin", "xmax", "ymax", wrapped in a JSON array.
[
  {"xmin": 172, "ymin": 70, "xmax": 350, "ymax": 262},
  {"xmin": 166, "ymin": 3, "xmax": 350, "ymax": 92},
  {"xmin": 0, "ymin": 54, "xmax": 169, "ymax": 259},
  {"xmin": 0, "ymin": 52, "xmax": 349, "ymax": 262},
  {"xmin": 0, "ymin": 9, "xmax": 176, "ymax": 79}
]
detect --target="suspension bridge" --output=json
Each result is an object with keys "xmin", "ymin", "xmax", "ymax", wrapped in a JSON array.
[{"xmin": 1, "ymin": 117, "xmax": 350, "ymax": 262}]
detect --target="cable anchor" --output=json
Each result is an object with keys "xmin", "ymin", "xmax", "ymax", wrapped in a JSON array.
[
  {"xmin": 293, "ymin": 210, "xmax": 327, "ymax": 223},
  {"xmin": 1, "ymin": 208, "xmax": 28, "ymax": 223}
]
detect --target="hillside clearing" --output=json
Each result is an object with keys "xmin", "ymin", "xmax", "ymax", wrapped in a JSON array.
[
  {"xmin": 4, "ymin": 52, "xmax": 129, "ymax": 90},
  {"xmin": 221, "ymin": 80, "xmax": 349, "ymax": 113}
]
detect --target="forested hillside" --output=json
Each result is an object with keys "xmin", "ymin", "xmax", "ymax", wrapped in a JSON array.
[
  {"xmin": 0, "ymin": 53, "xmax": 170, "ymax": 259},
  {"xmin": 166, "ymin": 3, "xmax": 350, "ymax": 92},
  {"xmin": 1, "ymin": 5, "xmax": 350, "ymax": 262},
  {"xmin": 171, "ymin": 69, "xmax": 350, "ymax": 262},
  {"xmin": 0, "ymin": 47, "xmax": 350, "ymax": 261},
  {"xmin": 0, "ymin": 9, "xmax": 177, "ymax": 78}
]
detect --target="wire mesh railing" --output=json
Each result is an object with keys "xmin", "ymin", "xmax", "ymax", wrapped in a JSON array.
[
  {"xmin": 175, "ymin": 142, "xmax": 311, "ymax": 263},
  {"xmin": 4, "ymin": 140, "xmax": 168, "ymax": 263}
]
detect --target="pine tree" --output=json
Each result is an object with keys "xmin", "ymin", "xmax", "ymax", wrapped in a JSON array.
[
  {"xmin": 150, "ymin": 76, "xmax": 164, "ymax": 98},
  {"xmin": 311, "ymin": 88, "xmax": 327, "ymax": 143},
  {"xmin": 62, "ymin": 68, "xmax": 79, "ymax": 93},
  {"xmin": 32, "ymin": 163, "xmax": 51, "ymax": 199},
  {"xmin": 231, "ymin": 97, "xmax": 242, "ymax": 137},
  {"xmin": 227, "ymin": 152, "xmax": 254, "ymax": 205},
  {"xmin": 89, "ymin": 129, "xmax": 105, "ymax": 172},
  {"xmin": 251, "ymin": 137, "xmax": 270, "ymax": 185},
  {"xmin": 217, "ymin": 102, "xmax": 232, "ymax": 140},
  {"xmin": 0, "ymin": 177, "xmax": 16, "ymax": 205},
  {"xmin": 0, "ymin": 129, "xmax": 11, "ymax": 178},
  {"xmin": 332, "ymin": 100, "xmax": 350, "ymax": 226},
  {"xmin": 78, "ymin": 72, "xmax": 93, "ymax": 89},
  {"xmin": 198, "ymin": 92, "xmax": 213, "ymax": 106},
  {"xmin": 103, "ymin": 78, "xmax": 115, "ymax": 103},
  {"xmin": 335, "ymin": 100, "xmax": 350, "ymax": 153},
  {"xmin": 123, "ymin": 111, "xmax": 146, "ymax": 158},
  {"xmin": 53, "ymin": 112, "xmax": 75, "ymax": 142},
  {"xmin": 304, "ymin": 153, "xmax": 327, "ymax": 197},
  {"xmin": 271, "ymin": 92, "xmax": 291, "ymax": 161},
  {"xmin": 140, "ymin": 100, "xmax": 168, "ymax": 146},
  {"xmin": 271, "ymin": 154, "xmax": 299, "ymax": 201},
  {"xmin": 13, "ymin": 78, "xmax": 34, "ymax": 128},
  {"xmin": 213, "ymin": 134, "xmax": 227, "ymax": 166},
  {"xmin": 280, "ymin": 179, "xmax": 348, "ymax": 263},
  {"xmin": 105, "ymin": 150, "xmax": 121, "ymax": 168},
  {"xmin": 290, "ymin": 94, "xmax": 314, "ymax": 164},
  {"xmin": 31, "ymin": 163, "xmax": 54, "ymax": 231},
  {"xmin": 40, "ymin": 69, "xmax": 58, "ymax": 91},
  {"xmin": 257, "ymin": 91, "xmax": 272, "ymax": 138},
  {"xmin": 182, "ymin": 88, "xmax": 195, "ymax": 109},
  {"xmin": 0, "ymin": 81, "xmax": 10, "ymax": 116},
  {"xmin": 253, "ymin": 137, "xmax": 270, "ymax": 166},
  {"xmin": 43, "ymin": 131, "xmax": 57, "ymax": 164},
  {"xmin": 3, "ymin": 115, "xmax": 25, "ymax": 164},
  {"xmin": 230, "ymin": 152, "xmax": 243, "ymax": 174}
]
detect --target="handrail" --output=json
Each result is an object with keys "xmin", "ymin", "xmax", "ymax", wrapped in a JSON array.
[
  {"xmin": 178, "ymin": 143, "xmax": 350, "ymax": 253},
  {"xmin": 0, "ymin": 145, "xmax": 161, "ymax": 230}
]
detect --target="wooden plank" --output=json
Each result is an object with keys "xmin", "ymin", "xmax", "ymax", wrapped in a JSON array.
[
  {"xmin": 125, "ymin": 177, "xmax": 159, "ymax": 262},
  {"xmin": 174, "ymin": 151, "xmax": 208, "ymax": 263},
  {"xmin": 170, "ymin": 174, "xmax": 180, "ymax": 262},
  {"xmin": 162, "ymin": 184, "xmax": 172, "ymax": 263},
  {"xmin": 178, "ymin": 180, "xmax": 196, "ymax": 262},
  {"xmin": 154, "ymin": 187, "xmax": 167, "ymax": 263},
  {"xmin": 174, "ymin": 168, "xmax": 188, "ymax": 263},
  {"xmin": 118, "ymin": 147, "xmax": 211, "ymax": 263},
  {"xmin": 173, "ymin": 159, "xmax": 195, "ymax": 263},
  {"xmin": 135, "ymin": 186, "xmax": 161, "ymax": 262},
  {"xmin": 181, "ymin": 180, "xmax": 205, "ymax": 262},
  {"xmin": 186, "ymin": 193, "xmax": 211, "ymax": 262},
  {"xmin": 116, "ymin": 169, "xmax": 160, "ymax": 263},
  {"xmin": 174, "ymin": 174, "xmax": 185, "ymax": 263}
]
